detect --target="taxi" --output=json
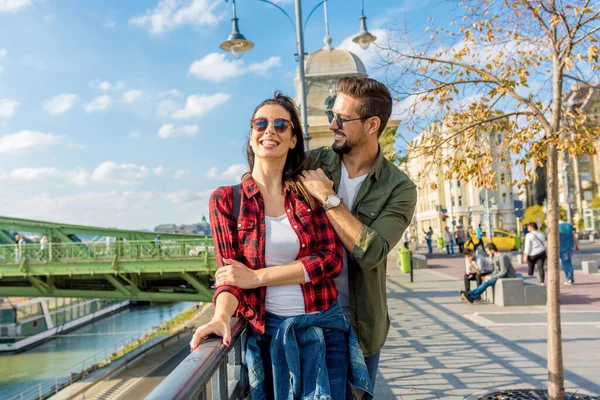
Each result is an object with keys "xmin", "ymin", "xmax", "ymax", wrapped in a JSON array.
[{"xmin": 465, "ymin": 229, "xmax": 516, "ymax": 251}]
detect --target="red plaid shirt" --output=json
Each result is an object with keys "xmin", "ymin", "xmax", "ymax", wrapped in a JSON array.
[{"xmin": 210, "ymin": 174, "xmax": 342, "ymax": 334}]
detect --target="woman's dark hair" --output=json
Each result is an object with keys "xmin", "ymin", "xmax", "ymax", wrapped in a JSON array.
[
  {"xmin": 246, "ymin": 92, "xmax": 316, "ymax": 209},
  {"xmin": 528, "ymin": 222, "xmax": 538, "ymax": 230}
]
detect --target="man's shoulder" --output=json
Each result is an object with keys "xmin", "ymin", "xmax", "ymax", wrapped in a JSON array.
[
  {"xmin": 305, "ymin": 146, "xmax": 336, "ymax": 169},
  {"xmin": 378, "ymin": 157, "xmax": 415, "ymax": 189}
]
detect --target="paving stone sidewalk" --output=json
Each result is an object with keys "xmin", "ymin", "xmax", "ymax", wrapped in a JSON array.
[{"xmin": 374, "ymin": 248, "xmax": 600, "ymax": 399}]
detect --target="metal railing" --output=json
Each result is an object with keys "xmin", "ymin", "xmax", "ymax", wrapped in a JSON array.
[
  {"xmin": 147, "ymin": 318, "xmax": 248, "ymax": 400},
  {"xmin": 0, "ymin": 238, "xmax": 215, "ymax": 265}
]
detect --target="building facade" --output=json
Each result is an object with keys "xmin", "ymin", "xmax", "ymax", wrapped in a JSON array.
[{"xmin": 406, "ymin": 124, "xmax": 517, "ymax": 240}]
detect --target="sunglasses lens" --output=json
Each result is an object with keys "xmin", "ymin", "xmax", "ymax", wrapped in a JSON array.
[
  {"xmin": 252, "ymin": 119, "xmax": 269, "ymax": 131},
  {"xmin": 273, "ymin": 119, "xmax": 289, "ymax": 133},
  {"xmin": 326, "ymin": 111, "xmax": 334, "ymax": 124}
]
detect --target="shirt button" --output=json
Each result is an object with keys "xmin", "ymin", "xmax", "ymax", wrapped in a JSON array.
[
  {"xmin": 287, "ymin": 209, "xmax": 291, "ymax": 213},
  {"xmin": 307, "ymin": 209, "xmax": 311, "ymax": 212},
  {"xmin": 294, "ymin": 225, "xmax": 298, "ymax": 229},
  {"xmin": 302, "ymin": 244, "xmax": 306, "ymax": 248},
  {"xmin": 371, "ymin": 213, "xmax": 375, "ymax": 217},
  {"xmin": 238, "ymin": 223, "xmax": 242, "ymax": 228}
]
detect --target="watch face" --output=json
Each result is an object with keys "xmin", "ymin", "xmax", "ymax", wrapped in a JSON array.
[{"xmin": 329, "ymin": 195, "xmax": 341, "ymax": 207}]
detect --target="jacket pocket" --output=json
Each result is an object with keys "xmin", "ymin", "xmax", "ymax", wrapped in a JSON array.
[
  {"xmin": 357, "ymin": 206, "xmax": 380, "ymax": 226},
  {"xmin": 237, "ymin": 219, "xmax": 256, "ymax": 248}
]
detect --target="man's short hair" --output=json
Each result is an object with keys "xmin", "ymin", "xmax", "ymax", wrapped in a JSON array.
[
  {"xmin": 528, "ymin": 222, "xmax": 538, "ymax": 230},
  {"xmin": 463, "ymin": 249, "xmax": 474, "ymax": 258},
  {"xmin": 484, "ymin": 242, "xmax": 498, "ymax": 252},
  {"xmin": 337, "ymin": 77, "xmax": 392, "ymax": 136}
]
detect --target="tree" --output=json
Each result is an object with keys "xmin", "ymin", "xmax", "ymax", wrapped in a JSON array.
[
  {"xmin": 379, "ymin": 126, "xmax": 401, "ymax": 164},
  {"xmin": 522, "ymin": 205, "xmax": 567, "ymax": 230},
  {"xmin": 381, "ymin": 1, "xmax": 600, "ymax": 397},
  {"xmin": 591, "ymin": 196, "xmax": 600, "ymax": 208}
]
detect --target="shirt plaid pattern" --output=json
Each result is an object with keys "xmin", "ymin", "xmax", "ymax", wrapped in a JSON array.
[{"xmin": 210, "ymin": 174, "xmax": 342, "ymax": 334}]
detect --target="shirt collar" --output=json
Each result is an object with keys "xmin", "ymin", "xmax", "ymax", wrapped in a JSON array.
[
  {"xmin": 240, "ymin": 173, "xmax": 292, "ymax": 198},
  {"xmin": 321, "ymin": 146, "xmax": 385, "ymax": 182}
]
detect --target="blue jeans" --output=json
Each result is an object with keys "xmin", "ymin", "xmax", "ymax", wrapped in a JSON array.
[
  {"xmin": 560, "ymin": 251, "xmax": 574, "ymax": 282},
  {"xmin": 468, "ymin": 277, "xmax": 498, "ymax": 300},
  {"xmin": 364, "ymin": 350, "xmax": 381, "ymax": 388},
  {"xmin": 446, "ymin": 240, "xmax": 455, "ymax": 255},
  {"xmin": 426, "ymin": 239, "xmax": 433, "ymax": 253}
]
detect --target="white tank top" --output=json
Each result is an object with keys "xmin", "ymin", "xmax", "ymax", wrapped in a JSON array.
[{"xmin": 264, "ymin": 214, "xmax": 304, "ymax": 316}]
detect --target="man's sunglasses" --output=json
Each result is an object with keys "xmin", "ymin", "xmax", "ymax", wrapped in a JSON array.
[
  {"xmin": 251, "ymin": 118, "xmax": 293, "ymax": 133},
  {"xmin": 325, "ymin": 110, "xmax": 373, "ymax": 130}
]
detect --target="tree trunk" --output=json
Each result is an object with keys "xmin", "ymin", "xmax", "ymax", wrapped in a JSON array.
[{"xmin": 547, "ymin": 59, "xmax": 565, "ymax": 400}]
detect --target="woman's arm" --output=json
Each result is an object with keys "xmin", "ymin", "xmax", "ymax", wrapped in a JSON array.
[{"xmin": 190, "ymin": 291, "xmax": 239, "ymax": 349}]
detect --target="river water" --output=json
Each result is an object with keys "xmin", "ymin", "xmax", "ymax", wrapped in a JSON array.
[{"xmin": 0, "ymin": 301, "xmax": 195, "ymax": 399}]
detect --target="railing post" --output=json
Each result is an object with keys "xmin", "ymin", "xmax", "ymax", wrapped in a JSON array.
[{"xmin": 211, "ymin": 362, "xmax": 228, "ymax": 400}]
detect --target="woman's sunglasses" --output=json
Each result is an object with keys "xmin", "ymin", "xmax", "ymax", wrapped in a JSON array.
[{"xmin": 251, "ymin": 118, "xmax": 293, "ymax": 133}]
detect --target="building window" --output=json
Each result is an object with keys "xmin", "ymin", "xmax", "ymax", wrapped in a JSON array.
[
  {"xmin": 497, "ymin": 134, "xmax": 502, "ymax": 144},
  {"xmin": 502, "ymin": 193, "xmax": 507, "ymax": 204},
  {"xmin": 501, "ymin": 173, "xmax": 506, "ymax": 184},
  {"xmin": 457, "ymin": 180, "xmax": 461, "ymax": 188},
  {"xmin": 451, "ymin": 197, "xmax": 455, "ymax": 207},
  {"xmin": 458, "ymin": 196, "xmax": 463, "ymax": 206},
  {"xmin": 581, "ymin": 153, "xmax": 590, "ymax": 162}
]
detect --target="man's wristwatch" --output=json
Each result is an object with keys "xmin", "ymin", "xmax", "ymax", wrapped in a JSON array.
[{"xmin": 322, "ymin": 194, "xmax": 341, "ymax": 211}]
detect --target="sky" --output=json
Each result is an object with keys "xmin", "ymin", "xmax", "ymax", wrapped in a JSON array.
[{"xmin": 0, "ymin": 0, "xmax": 452, "ymax": 230}]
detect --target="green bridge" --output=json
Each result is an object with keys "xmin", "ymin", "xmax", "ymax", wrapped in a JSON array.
[{"xmin": 0, "ymin": 216, "xmax": 218, "ymax": 302}]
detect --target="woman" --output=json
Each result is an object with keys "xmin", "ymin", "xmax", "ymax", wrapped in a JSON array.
[
  {"xmin": 190, "ymin": 93, "xmax": 371, "ymax": 399},
  {"xmin": 444, "ymin": 226, "xmax": 455, "ymax": 256},
  {"xmin": 523, "ymin": 222, "xmax": 546, "ymax": 285}
]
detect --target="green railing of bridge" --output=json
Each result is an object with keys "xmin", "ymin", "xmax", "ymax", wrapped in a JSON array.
[{"xmin": 0, "ymin": 238, "xmax": 215, "ymax": 267}]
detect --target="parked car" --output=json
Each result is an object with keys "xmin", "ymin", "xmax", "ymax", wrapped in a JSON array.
[{"xmin": 465, "ymin": 229, "xmax": 517, "ymax": 251}]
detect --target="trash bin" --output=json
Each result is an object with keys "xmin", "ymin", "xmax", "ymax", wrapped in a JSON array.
[
  {"xmin": 398, "ymin": 247, "xmax": 411, "ymax": 273},
  {"xmin": 437, "ymin": 237, "xmax": 445, "ymax": 250},
  {"xmin": 514, "ymin": 235, "xmax": 521, "ymax": 251}
]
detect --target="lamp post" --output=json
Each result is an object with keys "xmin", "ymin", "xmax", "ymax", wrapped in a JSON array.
[{"xmin": 220, "ymin": 0, "xmax": 376, "ymax": 150}]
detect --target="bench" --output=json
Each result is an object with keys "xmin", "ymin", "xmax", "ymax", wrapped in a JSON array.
[
  {"xmin": 469, "ymin": 275, "xmax": 546, "ymax": 306},
  {"xmin": 582, "ymin": 261, "xmax": 598, "ymax": 274},
  {"xmin": 412, "ymin": 254, "xmax": 428, "ymax": 269}
]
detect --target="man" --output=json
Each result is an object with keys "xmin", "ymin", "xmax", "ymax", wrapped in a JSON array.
[
  {"xmin": 462, "ymin": 249, "xmax": 493, "ymax": 292},
  {"xmin": 444, "ymin": 226, "xmax": 455, "ymax": 256},
  {"xmin": 455, "ymin": 225, "xmax": 466, "ymax": 254},
  {"xmin": 423, "ymin": 227, "xmax": 434, "ymax": 254},
  {"xmin": 301, "ymin": 76, "xmax": 417, "ymax": 388},
  {"xmin": 402, "ymin": 229, "xmax": 410, "ymax": 249},
  {"xmin": 523, "ymin": 222, "xmax": 546, "ymax": 285},
  {"xmin": 474, "ymin": 224, "xmax": 484, "ymax": 252},
  {"xmin": 559, "ymin": 215, "xmax": 579, "ymax": 285},
  {"xmin": 461, "ymin": 243, "xmax": 516, "ymax": 303}
]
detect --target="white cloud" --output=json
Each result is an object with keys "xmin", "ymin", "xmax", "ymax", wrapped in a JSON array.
[
  {"xmin": 0, "ymin": 66, "xmax": 4, "ymax": 74},
  {"xmin": 43, "ymin": 14, "xmax": 55, "ymax": 23},
  {"xmin": 247, "ymin": 56, "xmax": 282, "ymax": 75},
  {"xmin": 157, "ymin": 124, "xmax": 199, "ymax": 139},
  {"xmin": 129, "ymin": 0, "xmax": 222, "ymax": 35},
  {"xmin": 67, "ymin": 142, "xmax": 85, "ymax": 150},
  {"xmin": 89, "ymin": 79, "xmax": 125, "ymax": 91},
  {"xmin": 205, "ymin": 164, "xmax": 247, "ymax": 181},
  {"xmin": 85, "ymin": 95, "xmax": 112, "ymax": 112},
  {"xmin": 43, "ymin": 93, "xmax": 79, "ymax": 115},
  {"xmin": 0, "ymin": 49, "xmax": 6, "ymax": 57},
  {"xmin": 173, "ymin": 169, "xmax": 189, "ymax": 180},
  {"xmin": 91, "ymin": 161, "xmax": 149, "ymax": 184},
  {"xmin": 0, "ymin": 167, "xmax": 88, "ymax": 185},
  {"xmin": 130, "ymin": 130, "xmax": 142, "ymax": 138},
  {"xmin": 0, "ymin": 98, "xmax": 20, "ymax": 119},
  {"xmin": 104, "ymin": 20, "xmax": 117, "ymax": 28},
  {"xmin": 0, "ymin": 0, "xmax": 31, "ymax": 13},
  {"xmin": 0, "ymin": 130, "xmax": 61, "ymax": 154},
  {"xmin": 159, "ymin": 89, "xmax": 183, "ymax": 99},
  {"xmin": 172, "ymin": 93, "xmax": 230, "ymax": 119},
  {"xmin": 122, "ymin": 90, "xmax": 144, "ymax": 103},
  {"xmin": 153, "ymin": 165, "xmax": 169, "ymax": 175},
  {"xmin": 189, "ymin": 53, "xmax": 281, "ymax": 82},
  {"xmin": 338, "ymin": 29, "xmax": 389, "ymax": 69}
]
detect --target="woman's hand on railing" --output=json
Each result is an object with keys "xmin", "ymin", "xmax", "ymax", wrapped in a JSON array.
[{"xmin": 190, "ymin": 315, "xmax": 232, "ymax": 351}]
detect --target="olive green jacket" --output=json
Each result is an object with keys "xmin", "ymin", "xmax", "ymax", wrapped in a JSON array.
[{"xmin": 306, "ymin": 147, "xmax": 417, "ymax": 356}]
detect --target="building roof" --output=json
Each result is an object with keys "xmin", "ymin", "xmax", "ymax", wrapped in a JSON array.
[
  {"xmin": 303, "ymin": 48, "xmax": 367, "ymax": 77},
  {"xmin": 566, "ymin": 84, "xmax": 600, "ymax": 110}
]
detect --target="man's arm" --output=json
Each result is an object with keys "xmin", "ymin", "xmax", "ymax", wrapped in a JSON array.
[
  {"xmin": 489, "ymin": 256, "xmax": 508, "ymax": 279},
  {"xmin": 573, "ymin": 230, "xmax": 580, "ymax": 251}
]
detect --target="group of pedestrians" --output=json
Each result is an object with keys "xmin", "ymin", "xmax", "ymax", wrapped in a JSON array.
[
  {"xmin": 461, "ymin": 215, "xmax": 581, "ymax": 306},
  {"xmin": 423, "ymin": 224, "xmax": 469, "ymax": 256},
  {"xmin": 189, "ymin": 77, "xmax": 417, "ymax": 399}
]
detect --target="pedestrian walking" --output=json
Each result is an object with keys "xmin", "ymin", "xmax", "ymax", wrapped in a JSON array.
[{"xmin": 523, "ymin": 222, "xmax": 546, "ymax": 285}]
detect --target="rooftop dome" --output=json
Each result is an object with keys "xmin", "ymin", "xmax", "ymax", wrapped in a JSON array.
[{"xmin": 303, "ymin": 48, "xmax": 367, "ymax": 77}]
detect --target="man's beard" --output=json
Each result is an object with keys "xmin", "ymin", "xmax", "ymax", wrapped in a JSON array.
[{"xmin": 332, "ymin": 131, "xmax": 357, "ymax": 155}]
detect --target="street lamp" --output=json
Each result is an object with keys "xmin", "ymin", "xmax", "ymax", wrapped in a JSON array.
[
  {"xmin": 220, "ymin": 0, "xmax": 376, "ymax": 150},
  {"xmin": 352, "ymin": 0, "xmax": 377, "ymax": 50}
]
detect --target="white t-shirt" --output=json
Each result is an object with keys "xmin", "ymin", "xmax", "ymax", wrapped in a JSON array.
[
  {"xmin": 264, "ymin": 214, "xmax": 304, "ymax": 316},
  {"xmin": 523, "ymin": 230, "xmax": 546, "ymax": 256},
  {"xmin": 465, "ymin": 254, "xmax": 493, "ymax": 274},
  {"xmin": 335, "ymin": 162, "xmax": 368, "ymax": 308}
]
